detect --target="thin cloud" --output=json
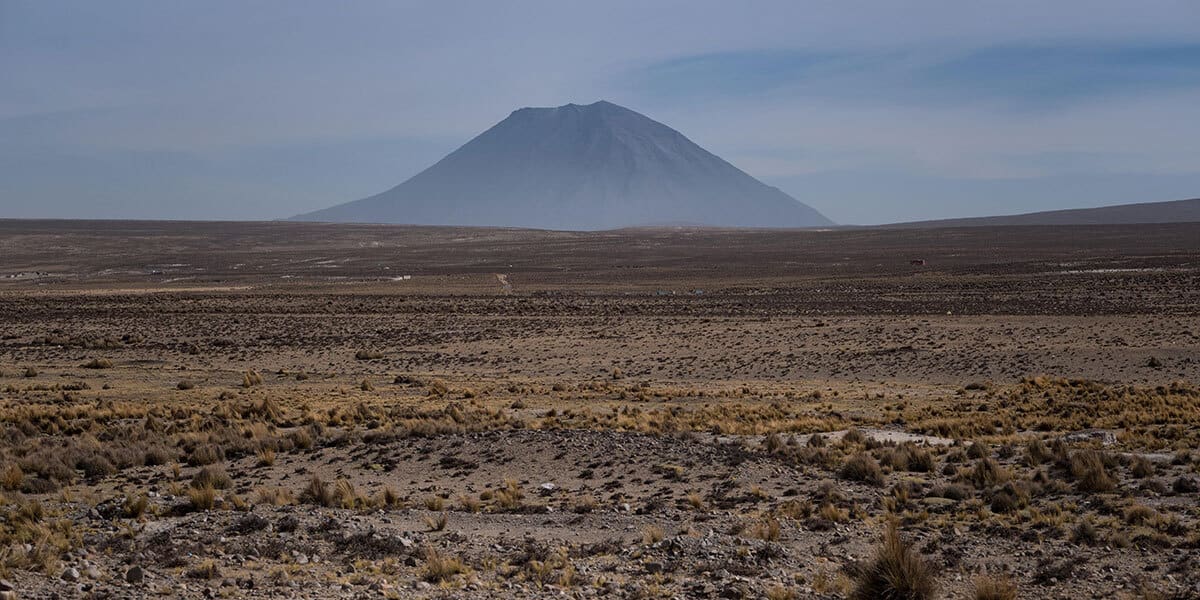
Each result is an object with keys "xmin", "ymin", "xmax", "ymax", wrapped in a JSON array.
[{"xmin": 630, "ymin": 44, "xmax": 1200, "ymax": 109}]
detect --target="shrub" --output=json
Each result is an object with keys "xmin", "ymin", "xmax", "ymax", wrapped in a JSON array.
[
  {"xmin": 883, "ymin": 443, "xmax": 934, "ymax": 473},
  {"xmin": 289, "ymin": 429, "xmax": 314, "ymax": 450},
  {"xmin": 1171, "ymin": 476, "xmax": 1198, "ymax": 494},
  {"xmin": 1070, "ymin": 450, "xmax": 1117, "ymax": 493},
  {"xmin": 928, "ymin": 483, "xmax": 971, "ymax": 502},
  {"xmin": 1123, "ymin": 503, "xmax": 1158, "ymax": 526},
  {"xmin": 967, "ymin": 458, "xmax": 1011, "ymax": 489},
  {"xmin": 190, "ymin": 466, "xmax": 232, "ymax": 490},
  {"xmin": 988, "ymin": 482, "xmax": 1029, "ymax": 514},
  {"xmin": 355, "ymin": 349, "xmax": 384, "ymax": 360},
  {"xmin": 187, "ymin": 559, "xmax": 220, "ymax": 579},
  {"xmin": 143, "ymin": 446, "xmax": 175, "ymax": 466},
  {"xmin": 849, "ymin": 521, "xmax": 937, "ymax": 600},
  {"xmin": 187, "ymin": 444, "xmax": 224, "ymax": 466},
  {"xmin": 1071, "ymin": 519, "xmax": 1098, "ymax": 545},
  {"xmin": 842, "ymin": 428, "xmax": 867, "ymax": 446},
  {"xmin": 1024, "ymin": 438, "xmax": 1051, "ymax": 465},
  {"xmin": 1129, "ymin": 457, "xmax": 1155, "ymax": 479},
  {"xmin": 77, "ymin": 455, "xmax": 117, "ymax": 479},
  {"xmin": 841, "ymin": 453, "xmax": 885, "ymax": 486}
]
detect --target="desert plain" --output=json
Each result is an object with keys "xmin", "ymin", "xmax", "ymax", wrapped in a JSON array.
[{"xmin": 0, "ymin": 220, "xmax": 1198, "ymax": 599}]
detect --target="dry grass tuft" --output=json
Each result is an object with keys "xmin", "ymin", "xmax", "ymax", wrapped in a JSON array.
[
  {"xmin": 1070, "ymin": 450, "xmax": 1117, "ymax": 493},
  {"xmin": 493, "ymin": 478, "xmax": 524, "ymax": 511},
  {"xmin": 421, "ymin": 546, "xmax": 467, "ymax": 582},
  {"xmin": 642, "ymin": 525, "xmax": 666, "ymax": 545},
  {"xmin": 187, "ymin": 485, "xmax": 217, "ymax": 511},
  {"xmin": 123, "ymin": 493, "xmax": 150, "ymax": 518},
  {"xmin": 423, "ymin": 512, "xmax": 448, "ymax": 531},
  {"xmin": 301, "ymin": 474, "xmax": 335, "ymax": 507},
  {"xmin": 241, "ymin": 370, "xmax": 264, "ymax": 388},
  {"xmin": 255, "ymin": 487, "xmax": 295, "ymax": 506},
  {"xmin": 1, "ymin": 464, "xmax": 23, "ymax": 491},
  {"xmin": 849, "ymin": 521, "xmax": 937, "ymax": 600},
  {"xmin": 973, "ymin": 574, "xmax": 1017, "ymax": 600}
]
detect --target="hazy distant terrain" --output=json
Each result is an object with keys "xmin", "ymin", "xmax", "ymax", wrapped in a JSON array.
[
  {"xmin": 891, "ymin": 197, "xmax": 1200, "ymax": 228},
  {"xmin": 294, "ymin": 101, "xmax": 832, "ymax": 230}
]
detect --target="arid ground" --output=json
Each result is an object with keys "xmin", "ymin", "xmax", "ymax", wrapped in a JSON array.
[{"xmin": 1, "ymin": 220, "xmax": 1198, "ymax": 599}]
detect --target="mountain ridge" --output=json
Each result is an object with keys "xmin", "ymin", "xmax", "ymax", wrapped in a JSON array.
[{"xmin": 884, "ymin": 197, "xmax": 1200, "ymax": 228}]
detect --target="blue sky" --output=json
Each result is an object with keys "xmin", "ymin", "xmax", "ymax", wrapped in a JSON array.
[{"xmin": 2, "ymin": 1, "xmax": 1199, "ymax": 224}]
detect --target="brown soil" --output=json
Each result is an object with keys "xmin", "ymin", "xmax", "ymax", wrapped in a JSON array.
[{"xmin": 0, "ymin": 220, "xmax": 1197, "ymax": 599}]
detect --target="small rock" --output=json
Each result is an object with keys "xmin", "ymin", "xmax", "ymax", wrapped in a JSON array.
[
  {"xmin": 61, "ymin": 567, "xmax": 80, "ymax": 582},
  {"xmin": 126, "ymin": 566, "xmax": 145, "ymax": 584}
]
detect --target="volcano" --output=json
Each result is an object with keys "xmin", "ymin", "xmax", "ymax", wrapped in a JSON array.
[{"xmin": 293, "ymin": 101, "xmax": 832, "ymax": 230}]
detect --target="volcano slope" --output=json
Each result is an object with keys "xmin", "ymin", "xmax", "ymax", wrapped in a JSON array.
[{"xmin": 0, "ymin": 220, "xmax": 1199, "ymax": 599}]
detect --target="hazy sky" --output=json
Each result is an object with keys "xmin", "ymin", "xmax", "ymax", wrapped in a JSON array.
[{"xmin": 2, "ymin": 1, "xmax": 1199, "ymax": 225}]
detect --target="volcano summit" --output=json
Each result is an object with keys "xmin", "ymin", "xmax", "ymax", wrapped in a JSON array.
[{"xmin": 294, "ymin": 101, "xmax": 831, "ymax": 230}]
